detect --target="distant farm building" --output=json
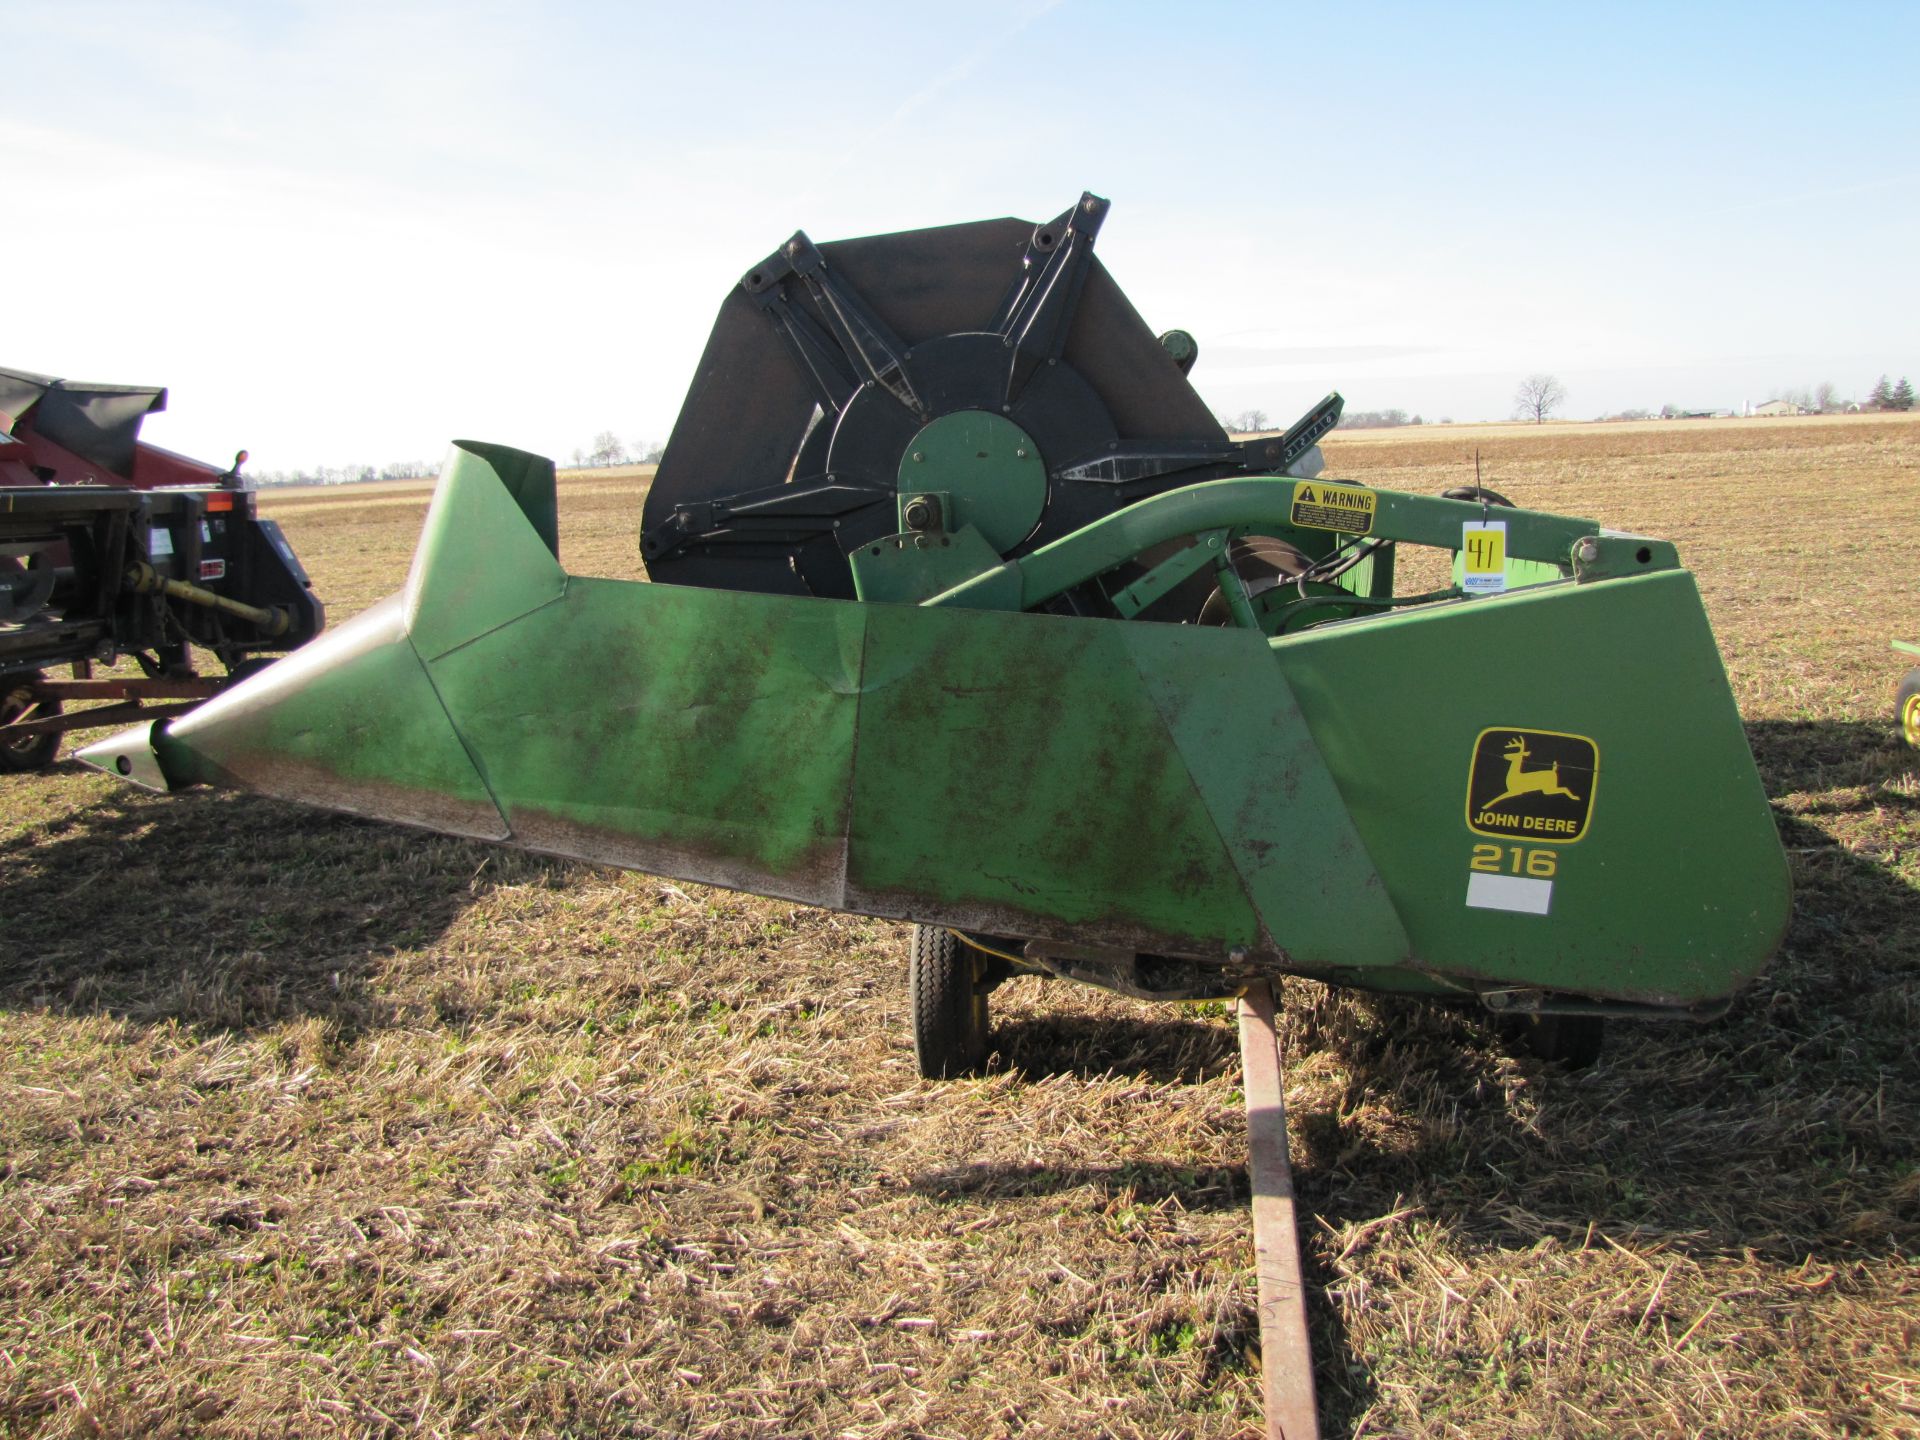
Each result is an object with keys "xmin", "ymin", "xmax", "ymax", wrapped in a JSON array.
[{"xmin": 1749, "ymin": 399, "xmax": 1807, "ymax": 417}]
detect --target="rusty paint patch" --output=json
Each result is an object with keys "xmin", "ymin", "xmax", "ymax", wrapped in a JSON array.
[
  {"xmin": 180, "ymin": 746, "xmax": 510, "ymax": 842},
  {"xmin": 506, "ymin": 807, "xmax": 851, "ymax": 912}
]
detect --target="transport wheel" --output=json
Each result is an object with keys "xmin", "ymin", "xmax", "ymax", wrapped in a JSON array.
[
  {"xmin": 225, "ymin": 656, "xmax": 280, "ymax": 686},
  {"xmin": 1196, "ymin": 538, "xmax": 1310, "ymax": 627},
  {"xmin": 1898, "ymin": 668, "xmax": 1920, "ymax": 749},
  {"xmin": 1440, "ymin": 484, "xmax": 1516, "ymax": 508},
  {"xmin": 909, "ymin": 924, "xmax": 990, "ymax": 1079},
  {"xmin": 0, "ymin": 673, "xmax": 60, "ymax": 773},
  {"xmin": 1521, "ymin": 1013, "xmax": 1605, "ymax": 1069},
  {"xmin": 0, "ymin": 554, "xmax": 55, "ymax": 624}
]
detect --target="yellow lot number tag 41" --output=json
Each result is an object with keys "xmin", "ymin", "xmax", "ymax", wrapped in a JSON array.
[{"xmin": 1462, "ymin": 520, "xmax": 1506, "ymax": 595}]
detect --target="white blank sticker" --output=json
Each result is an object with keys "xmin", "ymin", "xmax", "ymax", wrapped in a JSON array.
[{"xmin": 1466, "ymin": 872, "xmax": 1553, "ymax": 915}]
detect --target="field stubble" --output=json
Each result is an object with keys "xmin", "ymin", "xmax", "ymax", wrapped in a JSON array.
[{"xmin": 1, "ymin": 419, "xmax": 1917, "ymax": 1437}]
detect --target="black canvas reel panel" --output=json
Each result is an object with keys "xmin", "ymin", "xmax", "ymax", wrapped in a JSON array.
[{"xmin": 641, "ymin": 194, "xmax": 1253, "ymax": 600}]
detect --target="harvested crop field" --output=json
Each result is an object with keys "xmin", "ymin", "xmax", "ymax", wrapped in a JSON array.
[{"xmin": 3, "ymin": 415, "xmax": 1917, "ymax": 1438}]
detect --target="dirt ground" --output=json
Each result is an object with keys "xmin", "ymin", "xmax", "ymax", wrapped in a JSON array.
[{"xmin": 2, "ymin": 416, "xmax": 1916, "ymax": 1438}]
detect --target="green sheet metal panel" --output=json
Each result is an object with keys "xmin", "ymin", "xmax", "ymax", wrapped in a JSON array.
[
  {"xmin": 155, "ymin": 594, "xmax": 509, "ymax": 840},
  {"xmin": 1114, "ymin": 619, "xmax": 1411, "ymax": 967},
  {"xmin": 1271, "ymin": 572, "xmax": 1789, "ymax": 1003},
  {"xmin": 405, "ymin": 443, "xmax": 567, "ymax": 660},
  {"xmin": 424, "ymin": 579, "xmax": 867, "ymax": 906},
  {"xmin": 845, "ymin": 602, "xmax": 1262, "ymax": 955}
]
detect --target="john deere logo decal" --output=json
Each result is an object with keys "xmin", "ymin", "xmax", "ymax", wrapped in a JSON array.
[{"xmin": 1465, "ymin": 728, "xmax": 1597, "ymax": 843}]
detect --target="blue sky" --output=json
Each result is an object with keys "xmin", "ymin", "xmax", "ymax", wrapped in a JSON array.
[{"xmin": 8, "ymin": 1, "xmax": 1918, "ymax": 470}]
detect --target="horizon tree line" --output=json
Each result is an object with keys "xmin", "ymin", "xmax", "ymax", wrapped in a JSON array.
[{"xmin": 253, "ymin": 380, "xmax": 1913, "ymax": 484}]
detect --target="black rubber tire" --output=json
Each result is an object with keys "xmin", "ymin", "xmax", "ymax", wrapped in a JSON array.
[
  {"xmin": 1197, "ymin": 537, "xmax": 1310, "ymax": 627},
  {"xmin": 226, "ymin": 655, "xmax": 280, "ymax": 686},
  {"xmin": 1521, "ymin": 1013, "xmax": 1606, "ymax": 1069},
  {"xmin": 1440, "ymin": 484, "xmax": 1516, "ymax": 508},
  {"xmin": 1898, "ymin": 667, "xmax": 1920, "ymax": 750},
  {"xmin": 909, "ymin": 925, "xmax": 989, "ymax": 1079},
  {"xmin": 0, "ymin": 673, "xmax": 60, "ymax": 773}
]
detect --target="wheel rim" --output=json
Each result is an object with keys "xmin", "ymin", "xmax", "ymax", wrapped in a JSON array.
[
  {"xmin": 0, "ymin": 670, "xmax": 59, "ymax": 769},
  {"xmin": 1903, "ymin": 691, "xmax": 1920, "ymax": 749},
  {"xmin": 1, "ymin": 681, "xmax": 44, "ymax": 758}
]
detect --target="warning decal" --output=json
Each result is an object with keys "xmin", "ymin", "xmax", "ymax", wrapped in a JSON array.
[
  {"xmin": 1465, "ymin": 727, "xmax": 1597, "ymax": 844},
  {"xmin": 1289, "ymin": 481, "xmax": 1376, "ymax": 534}
]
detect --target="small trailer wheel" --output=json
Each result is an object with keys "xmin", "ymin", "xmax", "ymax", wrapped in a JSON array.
[
  {"xmin": 1521, "ymin": 1013, "xmax": 1605, "ymax": 1069},
  {"xmin": 1898, "ymin": 668, "xmax": 1920, "ymax": 749},
  {"xmin": 226, "ymin": 656, "xmax": 280, "ymax": 686},
  {"xmin": 0, "ymin": 673, "xmax": 60, "ymax": 773},
  {"xmin": 909, "ymin": 925, "xmax": 989, "ymax": 1079}
]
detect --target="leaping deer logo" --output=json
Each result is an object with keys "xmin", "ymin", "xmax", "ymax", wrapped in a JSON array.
[{"xmin": 1484, "ymin": 735, "xmax": 1582, "ymax": 809}]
